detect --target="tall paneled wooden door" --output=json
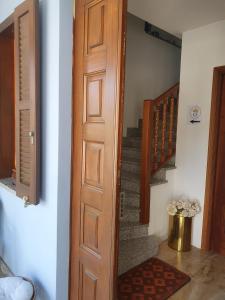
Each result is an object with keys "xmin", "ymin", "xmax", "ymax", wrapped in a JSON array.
[{"xmin": 70, "ymin": 0, "xmax": 126, "ymax": 299}]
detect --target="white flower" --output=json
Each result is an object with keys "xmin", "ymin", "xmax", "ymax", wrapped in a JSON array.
[
  {"xmin": 171, "ymin": 200, "xmax": 177, "ymax": 206},
  {"xmin": 181, "ymin": 210, "xmax": 189, "ymax": 217},
  {"xmin": 168, "ymin": 198, "xmax": 201, "ymax": 218},
  {"xmin": 190, "ymin": 199, "xmax": 201, "ymax": 214},
  {"xmin": 167, "ymin": 204, "xmax": 177, "ymax": 216},
  {"xmin": 188, "ymin": 209, "xmax": 196, "ymax": 218},
  {"xmin": 176, "ymin": 200, "xmax": 184, "ymax": 210},
  {"xmin": 183, "ymin": 201, "xmax": 191, "ymax": 210}
]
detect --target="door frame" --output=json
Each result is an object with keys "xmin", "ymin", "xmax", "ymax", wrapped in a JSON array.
[
  {"xmin": 69, "ymin": 0, "xmax": 127, "ymax": 299},
  {"xmin": 202, "ymin": 66, "xmax": 225, "ymax": 250}
]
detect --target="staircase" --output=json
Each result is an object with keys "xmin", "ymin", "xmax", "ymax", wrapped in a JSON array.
[{"xmin": 118, "ymin": 83, "xmax": 179, "ymax": 275}]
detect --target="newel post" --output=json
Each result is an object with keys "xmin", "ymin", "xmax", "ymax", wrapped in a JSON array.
[{"xmin": 140, "ymin": 100, "xmax": 154, "ymax": 224}]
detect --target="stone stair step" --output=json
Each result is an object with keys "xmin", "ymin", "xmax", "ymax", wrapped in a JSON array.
[
  {"xmin": 118, "ymin": 235, "xmax": 159, "ymax": 275},
  {"xmin": 123, "ymin": 137, "xmax": 141, "ymax": 148},
  {"xmin": 121, "ymin": 177, "xmax": 140, "ymax": 193},
  {"xmin": 122, "ymin": 155, "xmax": 141, "ymax": 164},
  {"xmin": 121, "ymin": 160, "xmax": 140, "ymax": 175},
  {"xmin": 120, "ymin": 206, "xmax": 140, "ymax": 223},
  {"xmin": 152, "ymin": 168, "xmax": 166, "ymax": 181},
  {"xmin": 126, "ymin": 127, "xmax": 142, "ymax": 137},
  {"xmin": 120, "ymin": 190, "xmax": 140, "ymax": 208},
  {"xmin": 164, "ymin": 164, "xmax": 176, "ymax": 170},
  {"xmin": 150, "ymin": 178, "xmax": 168, "ymax": 186},
  {"xmin": 122, "ymin": 147, "xmax": 141, "ymax": 160},
  {"xmin": 119, "ymin": 222, "xmax": 149, "ymax": 241},
  {"xmin": 168, "ymin": 155, "xmax": 175, "ymax": 165}
]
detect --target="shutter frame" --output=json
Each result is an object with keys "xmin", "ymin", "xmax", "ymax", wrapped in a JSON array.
[{"xmin": 14, "ymin": 0, "xmax": 40, "ymax": 204}]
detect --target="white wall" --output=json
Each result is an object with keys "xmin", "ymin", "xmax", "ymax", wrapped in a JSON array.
[
  {"xmin": 175, "ymin": 20, "xmax": 225, "ymax": 248},
  {"xmin": 128, "ymin": 0, "xmax": 225, "ymax": 38},
  {"xmin": 124, "ymin": 13, "xmax": 181, "ymax": 134},
  {"xmin": 0, "ymin": 0, "xmax": 73, "ymax": 299}
]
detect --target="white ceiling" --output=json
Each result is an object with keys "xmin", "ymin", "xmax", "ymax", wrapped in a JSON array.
[{"xmin": 128, "ymin": 0, "xmax": 225, "ymax": 38}]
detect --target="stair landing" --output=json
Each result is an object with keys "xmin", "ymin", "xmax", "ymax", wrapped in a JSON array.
[{"xmin": 118, "ymin": 235, "xmax": 159, "ymax": 275}]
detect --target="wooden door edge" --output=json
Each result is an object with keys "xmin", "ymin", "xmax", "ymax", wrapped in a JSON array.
[
  {"xmin": 201, "ymin": 66, "xmax": 225, "ymax": 250},
  {"xmin": 113, "ymin": 0, "xmax": 127, "ymax": 297}
]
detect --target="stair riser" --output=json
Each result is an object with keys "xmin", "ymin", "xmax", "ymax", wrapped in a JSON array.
[
  {"xmin": 152, "ymin": 169, "xmax": 166, "ymax": 181},
  {"xmin": 168, "ymin": 156, "xmax": 175, "ymax": 165},
  {"xmin": 123, "ymin": 147, "xmax": 140, "ymax": 157},
  {"xmin": 123, "ymin": 140, "xmax": 141, "ymax": 148},
  {"xmin": 122, "ymin": 155, "xmax": 141, "ymax": 162},
  {"xmin": 121, "ymin": 163, "xmax": 140, "ymax": 175},
  {"xmin": 122, "ymin": 156, "xmax": 140, "ymax": 164},
  {"xmin": 120, "ymin": 191, "xmax": 140, "ymax": 208},
  {"xmin": 122, "ymin": 180, "xmax": 140, "ymax": 193},
  {"xmin": 126, "ymin": 128, "xmax": 141, "ymax": 137},
  {"xmin": 119, "ymin": 226, "xmax": 149, "ymax": 241},
  {"xmin": 121, "ymin": 210, "xmax": 139, "ymax": 222}
]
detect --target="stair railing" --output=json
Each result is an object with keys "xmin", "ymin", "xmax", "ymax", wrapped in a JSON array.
[{"xmin": 140, "ymin": 83, "xmax": 180, "ymax": 224}]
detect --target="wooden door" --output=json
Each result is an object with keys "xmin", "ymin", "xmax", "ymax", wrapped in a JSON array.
[
  {"xmin": 212, "ymin": 74, "xmax": 225, "ymax": 256},
  {"xmin": 70, "ymin": 0, "xmax": 125, "ymax": 299}
]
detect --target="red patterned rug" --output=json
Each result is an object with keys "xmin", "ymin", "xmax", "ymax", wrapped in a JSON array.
[{"xmin": 118, "ymin": 257, "xmax": 191, "ymax": 300}]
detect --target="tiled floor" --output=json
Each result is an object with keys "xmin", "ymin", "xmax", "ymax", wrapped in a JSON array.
[{"xmin": 157, "ymin": 241, "xmax": 225, "ymax": 300}]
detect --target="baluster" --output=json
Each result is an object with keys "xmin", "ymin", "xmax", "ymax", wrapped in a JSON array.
[
  {"xmin": 153, "ymin": 106, "xmax": 160, "ymax": 171},
  {"xmin": 168, "ymin": 97, "xmax": 175, "ymax": 156},
  {"xmin": 161, "ymin": 100, "xmax": 167, "ymax": 163}
]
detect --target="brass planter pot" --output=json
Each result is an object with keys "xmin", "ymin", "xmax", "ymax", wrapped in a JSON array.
[{"xmin": 168, "ymin": 214, "xmax": 192, "ymax": 252}]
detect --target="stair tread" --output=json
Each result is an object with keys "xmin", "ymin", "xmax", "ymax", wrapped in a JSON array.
[
  {"xmin": 123, "ymin": 147, "xmax": 141, "ymax": 153},
  {"xmin": 120, "ymin": 221, "xmax": 148, "ymax": 228},
  {"xmin": 122, "ymin": 157, "xmax": 140, "ymax": 163},
  {"xmin": 150, "ymin": 178, "xmax": 168, "ymax": 186},
  {"xmin": 122, "ymin": 205, "xmax": 140, "ymax": 212},
  {"xmin": 122, "ymin": 160, "xmax": 140, "ymax": 167},
  {"xmin": 163, "ymin": 164, "xmax": 176, "ymax": 170},
  {"xmin": 121, "ymin": 170, "xmax": 139, "ymax": 179},
  {"xmin": 121, "ymin": 189, "xmax": 140, "ymax": 196},
  {"xmin": 119, "ymin": 235, "xmax": 159, "ymax": 255},
  {"xmin": 123, "ymin": 136, "xmax": 142, "ymax": 140}
]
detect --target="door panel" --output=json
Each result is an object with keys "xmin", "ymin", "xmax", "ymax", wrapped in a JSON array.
[
  {"xmin": 70, "ymin": 0, "xmax": 125, "ymax": 299},
  {"xmin": 213, "ymin": 75, "xmax": 225, "ymax": 256}
]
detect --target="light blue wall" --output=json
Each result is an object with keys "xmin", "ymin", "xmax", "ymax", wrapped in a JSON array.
[{"xmin": 0, "ymin": 0, "xmax": 73, "ymax": 299}]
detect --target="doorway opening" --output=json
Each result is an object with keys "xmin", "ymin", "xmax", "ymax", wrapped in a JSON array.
[
  {"xmin": 0, "ymin": 21, "xmax": 16, "ymax": 191},
  {"xmin": 117, "ymin": 10, "xmax": 182, "ymax": 277}
]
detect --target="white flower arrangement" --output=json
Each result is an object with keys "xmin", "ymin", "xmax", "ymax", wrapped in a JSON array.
[{"xmin": 167, "ymin": 197, "xmax": 201, "ymax": 218}]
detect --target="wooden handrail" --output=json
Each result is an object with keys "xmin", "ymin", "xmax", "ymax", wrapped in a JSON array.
[
  {"xmin": 154, "ymin": 82, "xmax": 179, "ymax": 104},
  {"xmin": 140, "ymin": 83, "xmax": 179, "ymax": 224}
]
